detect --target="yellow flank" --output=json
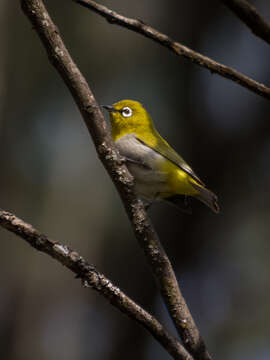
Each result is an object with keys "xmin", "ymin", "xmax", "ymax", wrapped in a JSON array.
[{"xmin": 160, "ymin": 160, "xmax": 200, "ymax": 198}]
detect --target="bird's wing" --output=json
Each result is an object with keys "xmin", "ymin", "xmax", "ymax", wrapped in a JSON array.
[{"xmin": 136, "ymin": 132, "xmax": 204, "ymax": 186}]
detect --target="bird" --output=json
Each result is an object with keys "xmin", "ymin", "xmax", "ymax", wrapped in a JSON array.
[{"xmin": 103, "ymin": 100, "xmax": 219, "ymax": 213}]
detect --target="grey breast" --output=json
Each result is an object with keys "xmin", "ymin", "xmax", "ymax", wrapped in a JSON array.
[{"xmin": 116, "ymin": 134, "xmax": 169, "ymax": 199}]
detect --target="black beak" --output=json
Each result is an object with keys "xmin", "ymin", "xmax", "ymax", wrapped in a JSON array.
[{"xmin": 102, "ymin": 105, "xmax": 115, "ymax": 112}]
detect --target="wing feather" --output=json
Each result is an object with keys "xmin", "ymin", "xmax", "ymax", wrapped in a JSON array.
[{"xmin": 136, "ymin": 133, "xmax": 204, "ymax": 186}]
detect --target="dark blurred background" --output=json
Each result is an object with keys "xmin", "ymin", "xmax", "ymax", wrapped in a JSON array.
[{"xmin": 1, "ymin": 0, "xmax": 270, "ymax": 359}]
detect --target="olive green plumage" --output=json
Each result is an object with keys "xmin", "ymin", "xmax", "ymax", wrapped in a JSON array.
[{"xmin": 103, "ymin": 100, "xmax": 219, "ymax": 213}]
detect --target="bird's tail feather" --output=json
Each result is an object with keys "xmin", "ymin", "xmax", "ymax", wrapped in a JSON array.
[{"xmin": 191, "ymin": 182, "xmax": 219, "ymax": 213}]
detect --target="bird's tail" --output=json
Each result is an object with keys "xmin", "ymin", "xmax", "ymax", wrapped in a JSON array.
[{"xmin": 191, "ymin": 181, "xmax": 219, "ymax": 213}]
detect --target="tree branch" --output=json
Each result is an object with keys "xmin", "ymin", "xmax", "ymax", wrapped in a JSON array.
[
  {"xmin": 20, "ymin": 1, "xmax": 211, "ymax": 359},
  {"xmin": 74, "ymin": 0, "xmax": 270, "ymax": 102},
  {"xmin": 221, "ymin": 0, "xmax": 270, "ymax": 45},
  {"xmin": 0, "ymin": 209, "xmax": 192, "ymax": 360}
]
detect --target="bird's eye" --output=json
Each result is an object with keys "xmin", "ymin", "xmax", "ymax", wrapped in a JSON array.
[{"xmin": 121, "ymin": 107, "xmax": 133, "ymax": 118}]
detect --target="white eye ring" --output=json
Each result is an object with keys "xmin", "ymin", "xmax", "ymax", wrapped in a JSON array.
[{"xmin": 121, "ymin": 107, "xmax": 133, "ymax": 118}]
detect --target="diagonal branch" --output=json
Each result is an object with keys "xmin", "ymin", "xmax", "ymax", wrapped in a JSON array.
[
  {"xmin": 20, "ymin": 1, "xmax": 211, "ymax": 359},
  {"xmin": 221, "ymin": 0, "xmax": 270, "ymax": 45},
  {"xmin": 74, "ymin": 0, "xmax": 270, "ymax": 101},
  {"xmin": 0, "ymin": 209, "xmax": 192, "ymax": 360}
]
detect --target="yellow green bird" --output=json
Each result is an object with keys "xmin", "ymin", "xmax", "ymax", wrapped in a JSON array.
[{"xmin": 103, "ymin": 100, "xmax": 219, "ymax": 213}]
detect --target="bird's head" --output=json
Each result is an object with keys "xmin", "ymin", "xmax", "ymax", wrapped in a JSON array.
[{"xmin": 102, "ymin": 99, "xmax": 154, "ymax": 140}]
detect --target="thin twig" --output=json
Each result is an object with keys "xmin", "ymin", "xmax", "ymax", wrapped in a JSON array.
[
  {"xmin": 74, "ymin": 0, "xmax": 270, "ymax": 101},
  {"xmin": 221, "ymin": 0, "xmax": 270, "ymax": 45},
  {"xmin": 20, "ymin": 1, "xmax": 211, "ymax": 359},
  {"xmin": 0, "ymin": 209, "xmax": 192, "ymax": 360}
]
